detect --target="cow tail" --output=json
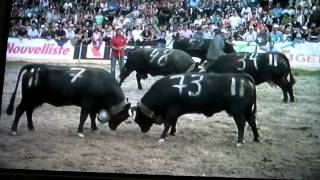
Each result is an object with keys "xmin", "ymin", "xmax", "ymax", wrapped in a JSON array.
[
  {"xmin": 242, "ymin": 73, "xmax": 257, "ymax": 116},
  {"xmin": 280, "ymin": 53, "xmax": 296, "ymax": 85},
  {"xmin": 6, "ymin": 64, "xmax": 33, "ymax": 115}
]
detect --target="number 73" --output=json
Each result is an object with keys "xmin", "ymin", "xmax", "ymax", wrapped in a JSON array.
[{"xmin": 170, "ymin": 74, "xmax": 204, "ymax": 97}]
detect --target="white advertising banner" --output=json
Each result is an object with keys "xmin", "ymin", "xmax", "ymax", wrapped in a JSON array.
[
  {"xmin": 274, "ymin": 42, "xmax": 320, "ymax": 69},
  {"xmin": 6, "ymin": 38, "xmax": 75, "ymax": 60},
  {"xmin": 86, "ymin": 41, "xmax": 105, "ymax": 59}
]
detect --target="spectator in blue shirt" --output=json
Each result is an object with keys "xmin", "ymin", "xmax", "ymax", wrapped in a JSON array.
[
  {"xmin": 271, "ymin": 3, "xmax": 283, "ymax": 18},
  {"xmin": 269, "ymin": 24, "xmax": 283, "ymax": 42}
]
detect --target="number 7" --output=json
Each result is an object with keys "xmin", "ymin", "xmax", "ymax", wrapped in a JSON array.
[{"xmin": 70, "ymin": 68, "xmax": 86, "ymax": 83}]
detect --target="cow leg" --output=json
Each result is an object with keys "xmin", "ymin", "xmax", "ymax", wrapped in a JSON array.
[
  {"xmin": 159, "ymin": 122, "xmax": 171, "ymax": 143},
  {"xmin": 280, "ymin": 86, "xmax": 289, "ymax": 103},
  {"xmin": 274, "ymin": 76, "xmax": 291, "ymax": 103},
  {"xmin": 10, "ymin": 103, "xmax": 25, "ymax": 135},
  {"xmin": 77, "ymin": 109, "xmax": 89, "ymax": 138},
  {"xmin": 136, "ymin": 73, "xmax": 143, "ymax": 90},
  {"xmin": 288, "ymin": 84, "xmax": 295, "ymax": 102},
  {"xmin": 160, "ymin": 107, "xmax": 180, "ymax": 141},
  {"xmin": 119, "ymin": 69, "xmax": 132, "ymax": 87},
  {"xmin": 232, "ymin": 112, "xmax": 246, "ymax": 146},
  {"xmin": 169, "ymin": 119, "xmax": 178, "ymax": 136},
  {"xmin": 89, "ymin": 112, "xmax": 98, "ymax": 131},
  {"xmin": 245, "ymin": 105, "xmax": 259, "ymax": 142},
  {"xmin": 26, "ymin": 108, "xmax": 35, "ymax": 131}
]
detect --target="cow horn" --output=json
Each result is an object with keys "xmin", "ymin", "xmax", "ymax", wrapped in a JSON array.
[
  {"xmin": 129, "ymin": 106, "xmax": 137, "ymax": 118},
  {"xmin": 130, "ymin": 106, "xmax": 137, "ymax": 112}
]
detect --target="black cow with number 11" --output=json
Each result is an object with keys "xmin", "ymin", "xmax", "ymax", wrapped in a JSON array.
[{"xmin": 132, "ymin": 72, "xmax": 259, "ymax": 147}]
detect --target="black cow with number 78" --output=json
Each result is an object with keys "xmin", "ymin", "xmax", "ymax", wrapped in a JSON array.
[
  {"xmin": 205, "ymin": 52, "xmax": 295, "ymax": 103},
  {"xmin": 133, "ymin": 72, "xmax": 259, "ymax": 147},
  {"xmin": 119, "ymin": 48, "xmax": 199, "ymax": 89}
]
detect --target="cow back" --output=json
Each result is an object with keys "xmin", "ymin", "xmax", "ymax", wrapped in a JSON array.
[
  {"xmin": 206, "ymin": 52, "xmax": 292, "ymax": 84},
  {"xmin": 23, "ymin": 64, "xmax": 124, "ymax": 108},
  {"xmin": 142, "ymin": 73, "xmax": 255, "ymax": 115},
  {"xmin": 125, "ymin": 48, "xmax": 195, "ymax": 76}
]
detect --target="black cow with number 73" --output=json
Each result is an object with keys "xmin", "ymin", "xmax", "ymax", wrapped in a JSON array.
[
  {"xmin": 133, "ymin": 72, "xmax": 259, "ymax": 147},
  {"xmin": 205, "ymin": 52, "xmax": 296, "ymax": 103}
]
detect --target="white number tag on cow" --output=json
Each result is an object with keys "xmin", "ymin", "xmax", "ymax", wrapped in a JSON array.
[
  {"xmin": 149, "ymin": 49, "xmax": 173, "ymax": 67},
  {"xmin": 237, "ymin": 54, "xmax": 247, "ymax": 71},
  {"xmin": 249, "ymin": 53, "xmax": 259, "ymax": 70},
  {"xmin": 170, "ymin": 75, "xmax": 186, "ymax": 95},
  {"xmin": 170, "ymin": 74, "xmax": 204, "ymax": 97},
  {"xmin": 188, "ymin": 74, "xmax": 204, "ymax": 96},
  {"xmin": 70, "ymin": 68, "xmax": 86, "ymax": 83},
  {"xmin": 149, "ymin": 49, "xmax": 160, "ymax": 63},
  {"xmin": 268, "ymin": 53, "xmax": 278, "ymax": 67},
  {"xmin": 231, "ymin": 77, "xmax": 245, "ymax": 97}
]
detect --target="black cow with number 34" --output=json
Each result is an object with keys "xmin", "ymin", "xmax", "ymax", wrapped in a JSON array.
[
  {"xmin": 205, "ymin": 52, "xmax": 296, "ymax": 103},
  {"xmin": 133, "ymin": 72, "xmax": 259, "ymax": 147}
]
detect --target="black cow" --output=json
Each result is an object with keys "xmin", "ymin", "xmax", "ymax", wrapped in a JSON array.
[
  {"xmin": 133, "ymin": 72, "xmax": 258, "ymax": 146},
  {"xmin": 119, "ymin": 48, "xmax": 199, "ymax": 89},
  {"xmin": 6, "ymin": 64, "xmax": 131, "ymax": 137},
  {"xmin": 172, "ymin": 37, "xmax": 236, "ymax": 64},
  {"xmin": 205, "ymin": 52, "xmax": 296, "ymax": 102}
]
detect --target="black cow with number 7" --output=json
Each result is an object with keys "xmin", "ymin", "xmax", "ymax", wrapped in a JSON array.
[
  {"xmin": 6, "ymin": 64, "xmax": 131, "ymax": 137},
  {"xmin": 133, "ymin": 72, "xmax": 259, "ymax": 147},
  {"xmin": 205, "ymin": 52, "xmax": 296, "ymax": 103}
]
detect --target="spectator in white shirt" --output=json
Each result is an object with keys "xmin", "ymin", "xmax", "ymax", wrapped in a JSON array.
[
  {"xmin": 242, "ymin": 26, "xmax": 257, "ymax": 45},
  {"xmin": 229, "ymin": 12, "xmax": 242, "ymax": 30},
  {"xmin": 39, "ymin": 0, "xmax": 49, "ymax": 8},
  {"xmin": 63, "ymin": 0, "xmax": 73, "ymax": 12},
  {"xmin": 132, "ymin": 25, "xmax": 143, "ymax": 45},
  {"xmin": 66, "ymin": 24, "xmax": 75, "ymax": 39},
  {"xmin": 194, "ymin": 15, "xmax": 203, "ymax": 27},
  {"xmin": 179, "ymin": 24, "xmax": 193, "ymax": 38},
  {"xmin": 203, "ymin": 26, "xmax": 213, "ymax": 39},
  {"xmin": 27, "ymin": 23, "xmax": 39, "ymax": 39}
]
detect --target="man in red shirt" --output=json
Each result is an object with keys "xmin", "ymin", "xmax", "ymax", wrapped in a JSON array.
[{"xmin": 110, "ymin": 28, "xmax": 127, "ymax": 79}]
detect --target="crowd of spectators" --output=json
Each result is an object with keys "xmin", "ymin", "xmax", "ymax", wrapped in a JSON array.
[{"xmin": 8, "ymin": 0, "xmax": 320, "ymax": 49}]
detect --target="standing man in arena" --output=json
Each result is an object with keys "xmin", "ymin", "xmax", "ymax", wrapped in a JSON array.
[
  {"xmin": 110, "ymin": 28, "xmax": 127, "ymax": 79},
  {"xmin": 206, "ymin": 28, "xmax": 229, "ymax": 65}
]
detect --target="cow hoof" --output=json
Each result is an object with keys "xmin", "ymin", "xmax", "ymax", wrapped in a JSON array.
[
  {"xmin": 236, "ymin": 143, "xmax": 243, "ymax": 147},
  {"xmin": 253, "ymin": 139, "xmax": 259, "ymax": 143},
  {"xmin": 10, "ymin": 131, "xmax": 17, "ymax": 136},
  {"xmin": 282, "ymin": 99, "xmax": 288, "ymax": 103},
  {"xmin": 77, "ymin": 133, "xmax": 85, "ymax": 138},
  {"xmin": 158, "ymin": 138, "xmax": 166, "ymax": 143}
]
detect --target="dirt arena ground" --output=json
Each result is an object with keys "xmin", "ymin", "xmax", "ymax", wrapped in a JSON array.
[{"xmin": 0, "ymin": 61, "xmax": 319, "ymax": 179}]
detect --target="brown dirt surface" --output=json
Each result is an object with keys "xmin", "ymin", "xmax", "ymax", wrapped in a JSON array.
[{"xmin": 1, "ymin": 61, "xmax": 319, "ymax": 179}]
